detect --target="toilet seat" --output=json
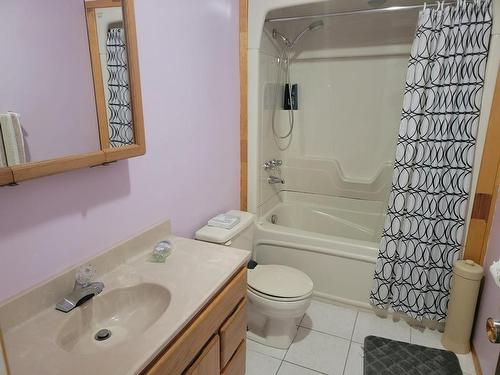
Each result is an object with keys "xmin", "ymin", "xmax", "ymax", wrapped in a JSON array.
[
  {"xmin": 248, "ymin": 286, "xmax": 312, "ymax": 302},
  {"xmin": 248, "ymin": 265, "xmax": 313, "ymax": 301}
]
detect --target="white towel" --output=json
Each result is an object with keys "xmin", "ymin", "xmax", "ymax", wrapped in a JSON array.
[
  {"xmin": 0, "ymin": 112, "xmax": 26, "ymax": 166},
  {"xmin": 9, "ymin": 112, "xmax": 26, "ymax": 164},
  {"xmin": 208, "ymin": 214, "xmax": 241, "ymax": 230}
]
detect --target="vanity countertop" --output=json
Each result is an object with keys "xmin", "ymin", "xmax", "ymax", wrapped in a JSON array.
[{"xmin": 2, "ymin": 236, "xmax": 250, "ymax": 375}]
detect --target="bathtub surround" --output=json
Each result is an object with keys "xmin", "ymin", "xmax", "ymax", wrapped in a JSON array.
[
  {"xmin": 254, "ymin": 33, "xmax": 411, "ymax": 216},
  {"xmin": 248, "ymin": 2, "xmax": 418, "ymax": 214},
  {"xmin": 0, "ymin": 0, "xmax": 240, "ymax": 303},
  {"xmin": 370, "ymin": 0, "xmax": 493, "ymax": 322},
  {"xmin": 250, "ymin": 2, "xmax": 416, "ymax": 308}
]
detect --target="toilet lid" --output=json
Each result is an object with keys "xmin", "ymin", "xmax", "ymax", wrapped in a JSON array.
[{"xmin": 248, "ymin": 265, "xmax": 313, "ymax": 298}]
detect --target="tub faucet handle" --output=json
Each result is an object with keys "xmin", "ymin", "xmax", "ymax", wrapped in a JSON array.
[
  {"xmin": 263, "ymin": 159, "xmax": 283, "ymax": 171},
  {"xmin": 271, "ymin": 159, "xmax": 283, "ymax": 168}
]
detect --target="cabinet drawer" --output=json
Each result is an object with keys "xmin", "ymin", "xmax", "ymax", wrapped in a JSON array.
[
  {"xmin": 184, "ymin": 335, "xmax": 220, "ymax": 375},
  {"xmin": 221, "ymin": 340, "xmax": 245, "ymax": 375},
  {"xmin": 220, "ymin": 298, "xmax": 247, "ymax": 368}
]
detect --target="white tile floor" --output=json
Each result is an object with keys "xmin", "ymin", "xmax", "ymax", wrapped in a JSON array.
[{"xmin": 246, "ymin": 299, "xmax": 477, "ymax": 375}]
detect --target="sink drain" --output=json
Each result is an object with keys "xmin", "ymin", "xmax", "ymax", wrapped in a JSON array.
[
  {"xmin": 270, "ymin": 214, "xmax": 278, "ymax": 224},
  {"xmin": 94, "ymin": 329, "xmax": 112, "ymax": 341}
]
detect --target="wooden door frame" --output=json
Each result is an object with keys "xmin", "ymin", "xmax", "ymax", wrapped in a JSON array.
[
  {"xmin": 467, "ymin": 66, "xmax": 500, "ymax": 375},
  {"xmin": 463, "ymin": 67, "xmax": 500, "ymax": 265},
  {"xmin": 240, "ymin": 0, "xmax": 248, "ymax": 211}
]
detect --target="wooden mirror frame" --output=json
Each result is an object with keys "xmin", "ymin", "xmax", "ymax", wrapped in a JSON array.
[{"xmin": 0, "ymin": 0, "xmax": 144, "ymax": 187}]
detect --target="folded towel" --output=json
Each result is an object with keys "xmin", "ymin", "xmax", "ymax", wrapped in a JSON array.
[
  {"xmin": 208, "ymin": 214, "xmax": 241, "ymax": 230},
  {"xmin": 9, "ymin": 112, "xmax": 26, "ymax": 164},
  {"xmin": 0, "ymin": 112, "xmax": 26, "ymax": 166}
]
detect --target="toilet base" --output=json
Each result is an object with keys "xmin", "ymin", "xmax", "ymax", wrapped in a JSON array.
[
  {"xmin": 246, "ymin": 294, "xmax": 310, "ymax": 349},
  {"xmin": 247, "ymin": 319, "xmax": 299, "ymax": 349}
]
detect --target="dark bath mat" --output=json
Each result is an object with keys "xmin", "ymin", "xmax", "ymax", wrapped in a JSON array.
[{"xmin": 364, "ymin": 335, "xmax": 463, "ymax": 375}]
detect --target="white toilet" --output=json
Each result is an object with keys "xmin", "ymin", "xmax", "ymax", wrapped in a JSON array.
[{"xmin": 195, "ymin": 210, "xmax": 313, "ymax": 349}]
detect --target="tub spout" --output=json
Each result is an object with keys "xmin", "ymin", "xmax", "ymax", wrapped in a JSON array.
[{"xmin": 268, "ymin": 176, "xmax": 284, "ymax": 184}]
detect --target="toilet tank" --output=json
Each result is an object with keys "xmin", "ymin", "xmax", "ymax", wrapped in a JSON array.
[{"xmin": 195, "ymin": 210, "xmax": 255, "ymax": 251}]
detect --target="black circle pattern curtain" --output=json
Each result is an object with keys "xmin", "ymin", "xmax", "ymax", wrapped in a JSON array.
[
  {"xmin": 106, "ymin": 28, "xmax": 134, "ymax": 147},
  {"xmin": 369, "ymin": 0, "xmax": 492, "ymax": 322}
]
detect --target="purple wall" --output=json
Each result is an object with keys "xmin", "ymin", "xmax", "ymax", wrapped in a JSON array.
[
  {"xmin": 473, "ymin": 191, "xmax": 500, "ymax": 375},
  {"xmin": 0, "ymin": 0, "xmax": 240, "ymax": 303},
  {"xmin": 0, "ymin": 0, "xmax": 100, "ymax": 161}
]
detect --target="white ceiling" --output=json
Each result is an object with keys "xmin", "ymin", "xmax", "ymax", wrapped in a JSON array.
[{"xmin": 265, "ymin": 0, "xmax": 424, "ymax": 50}]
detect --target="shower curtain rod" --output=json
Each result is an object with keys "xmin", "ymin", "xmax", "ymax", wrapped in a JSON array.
[{"xmin": 265, "ymin": 2, "xmax": 468, "ymax": 23}]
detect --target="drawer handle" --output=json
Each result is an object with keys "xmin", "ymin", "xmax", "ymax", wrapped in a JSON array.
[{"xmin": 486, "ymin": 318, "xmax": 500, "ymax": 343}]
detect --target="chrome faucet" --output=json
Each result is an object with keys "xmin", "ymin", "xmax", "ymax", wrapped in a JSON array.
[
  {"xmin": 268, "ymin": 176, "xmax": 285, "ymax": 184},
  {"xmin": 55, "ymin": 265, "xmax": 104, "ymax": 313}
]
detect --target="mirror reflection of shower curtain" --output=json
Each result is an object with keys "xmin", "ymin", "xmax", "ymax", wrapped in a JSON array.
[
  {"xmin": 369, "ymin": 0, "xmax": 492, "ymax": 322},
  {"xmin": 106, "ymin": 28, "xmax": 134, "ymax": 147}
]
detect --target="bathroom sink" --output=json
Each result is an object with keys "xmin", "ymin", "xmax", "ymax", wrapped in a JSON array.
[{"xmin": 56, "ymin": 283, "xmax": 170, "ymax": 354}]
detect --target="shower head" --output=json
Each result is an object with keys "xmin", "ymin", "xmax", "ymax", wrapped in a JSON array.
[
  {"xmin": 272, "ymin": 19, "xmax": 324, "ymax": 50},
  {"xmin": 272, "ymin": 28, "xmax": 292, "ymax": 48},
  {"xmin": 290, "ymin": 20, "xmax": 324, "ymax": 48}
]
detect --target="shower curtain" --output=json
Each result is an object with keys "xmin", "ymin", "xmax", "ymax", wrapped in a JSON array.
[
  {"xmin": 370, "ymin": 0, "xmax": 492, "ymax": 321},
  {"xmin": 106, "ymin": 27, "xmax": 134, "ymax": 147}
]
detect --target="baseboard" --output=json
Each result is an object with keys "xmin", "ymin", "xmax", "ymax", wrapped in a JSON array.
[
  {"xmin": 312, "ymin": 291, "xmax": 372, "ymax": 311},
  {"xmin": 471, "ymin": 343, "xmax": 483, "ymax": 375}
]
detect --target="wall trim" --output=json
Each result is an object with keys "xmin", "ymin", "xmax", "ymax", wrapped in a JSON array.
[{"xmin": 240, "ymin": 0, "xmax": 248, "ymax": 211}]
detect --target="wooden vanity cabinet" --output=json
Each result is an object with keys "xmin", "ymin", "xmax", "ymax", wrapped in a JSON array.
[{"xmin": 143, "ymin": 268, "xmax": 247, "ymax": 375}]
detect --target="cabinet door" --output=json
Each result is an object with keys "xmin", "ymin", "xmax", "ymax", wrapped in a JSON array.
[
  {"xmin": 184, "ymin": 335, "xmax": 220, "ymax": 375},
  {"xmin": 220, "ymin": 299, "xmax": 247, "ymax": 368},
  {"xmin": 221, "ymin": 340, "xmax": 245, "ymax": 375}
]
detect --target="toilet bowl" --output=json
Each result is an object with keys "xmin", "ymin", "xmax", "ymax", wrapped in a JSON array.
[
  {"xmin": 246, "ymin": 264, "xmax": 313, "ymax": 348},
  {"xmin": 195, "ymin": 210, "xmax": 314, "ymax": 349}
]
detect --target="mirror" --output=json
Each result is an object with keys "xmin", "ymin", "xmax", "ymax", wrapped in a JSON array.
[
  {"xmin": 0, "ymin": 0, "xmax": 144, "ymax": 185},
  {"xmin": 85, "ymin": 0, "xmax": 136, "ymax": 149}
]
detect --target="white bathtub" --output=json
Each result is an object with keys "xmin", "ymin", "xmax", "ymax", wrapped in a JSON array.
[{"xmin": 254, "ymin": 192, "xmax": 386, "ymax": 307}]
